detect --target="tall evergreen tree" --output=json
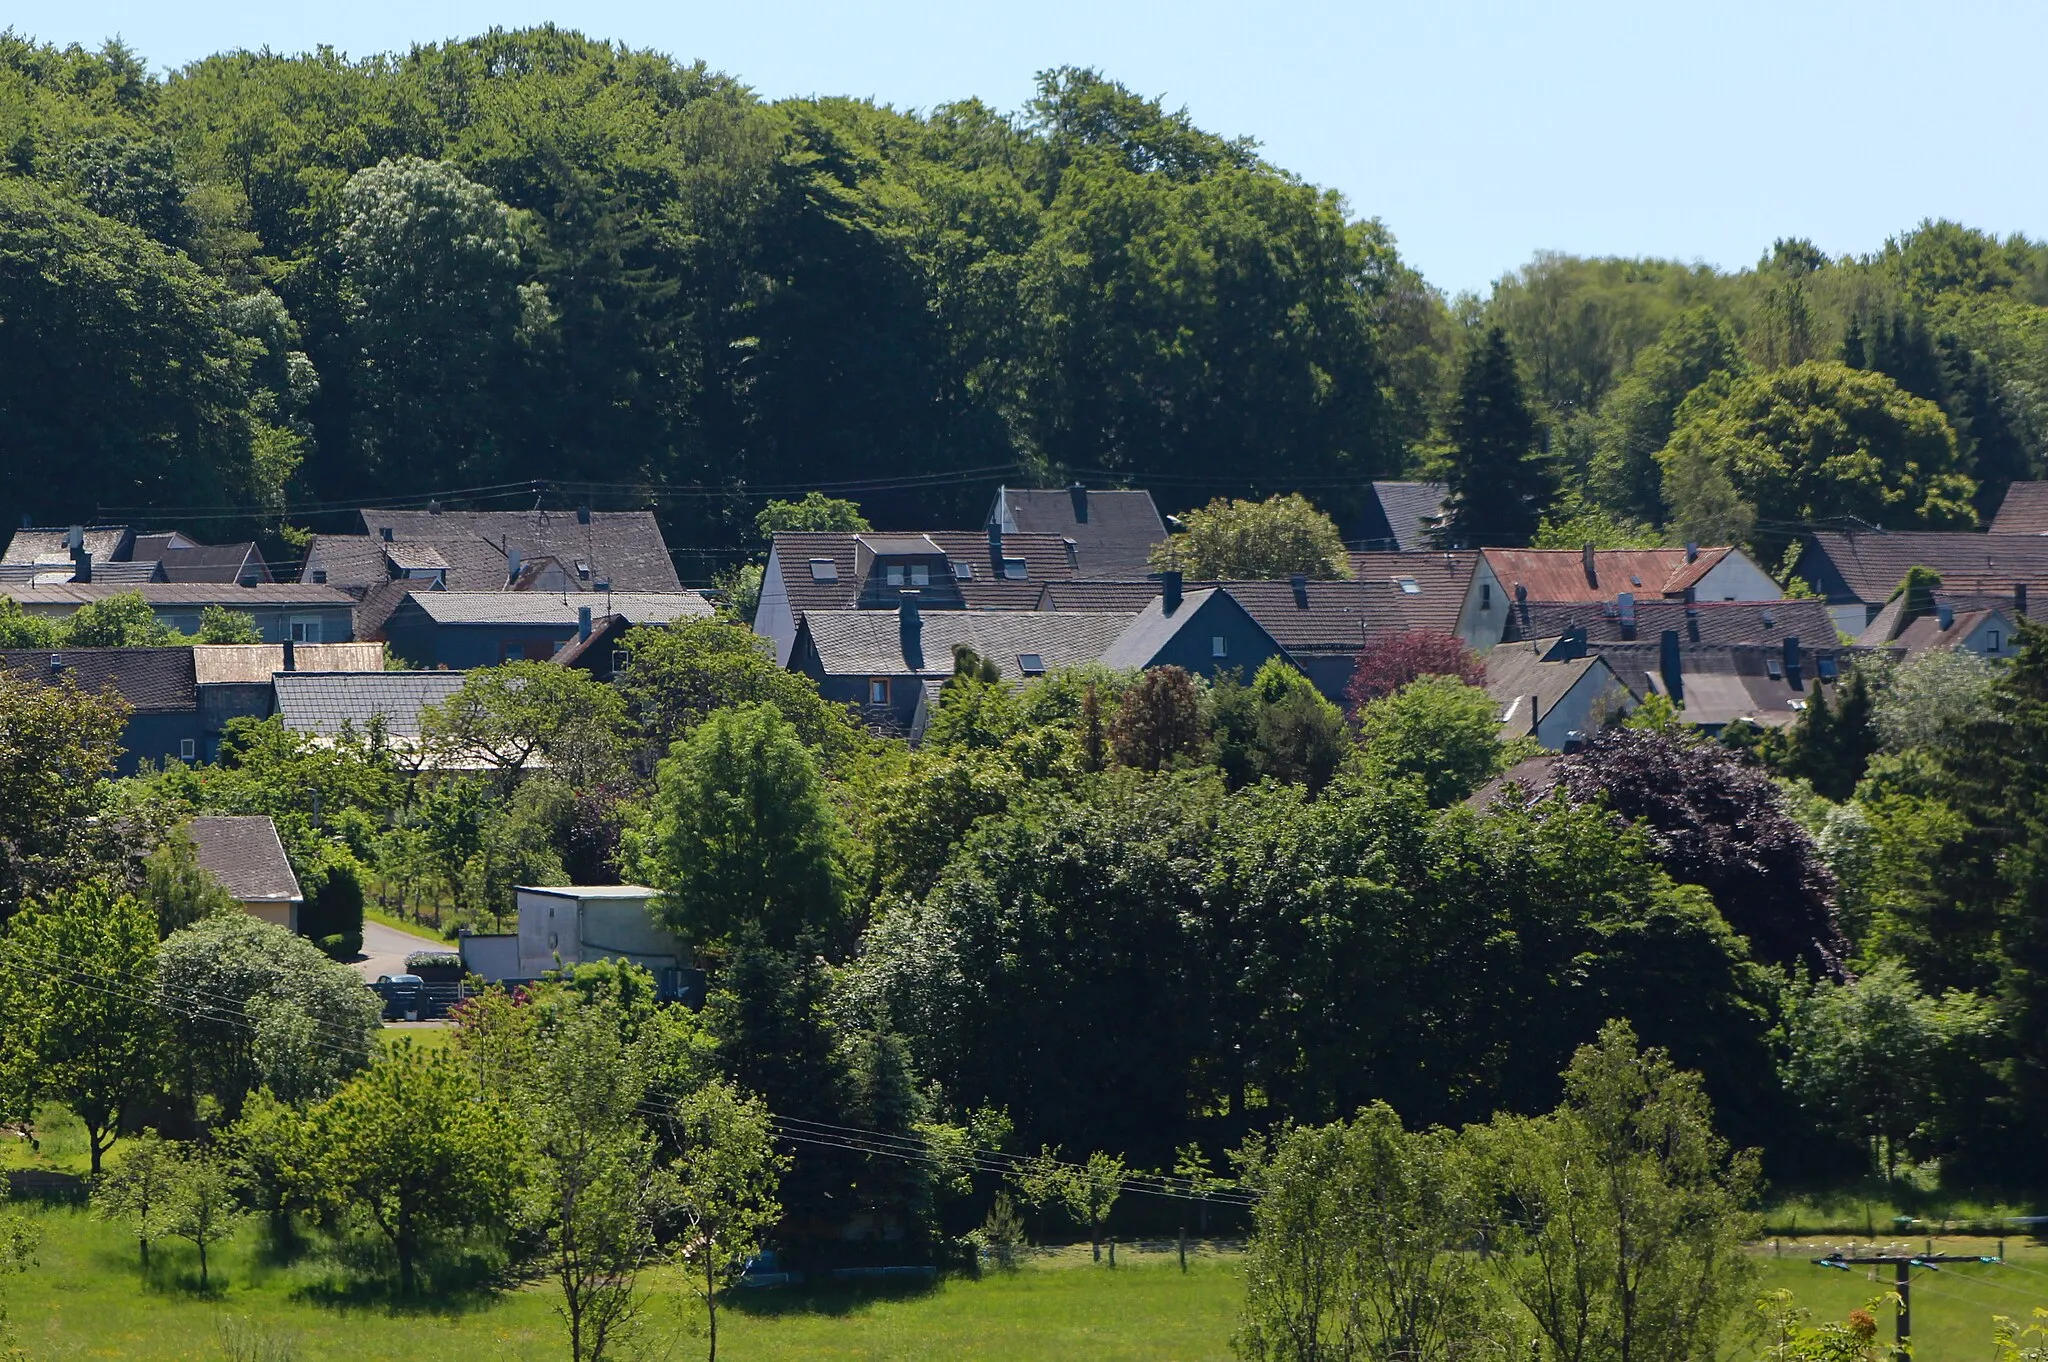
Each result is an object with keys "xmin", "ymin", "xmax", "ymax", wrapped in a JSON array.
[{"xmin": 1444, "ymin": 327, "xmax": 1554, "ymax": 546}]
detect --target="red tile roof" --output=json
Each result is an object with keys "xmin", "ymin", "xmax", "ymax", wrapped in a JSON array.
[{"xmin": 1480, "ymin": 548, "xmax": 1734, "ymax": 604}]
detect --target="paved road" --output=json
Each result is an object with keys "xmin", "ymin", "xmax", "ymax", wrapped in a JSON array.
[{"xmin": 354, "ymin": 919, "xmax": 455, "ymax": 982}]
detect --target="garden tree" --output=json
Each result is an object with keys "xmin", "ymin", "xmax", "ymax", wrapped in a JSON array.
[
  {"xmin": 298, "ymin": 1044, "xmax": 526, "ymax": 1294},
  {"xmin": 922, "ymin": 666, "xmax": 1023, "ymax": 753},
  {"xmin": 154, "ymin": 914, "xmax": 382, "ymax": 1118},
  {"xmin": 454, "ymin": 777, "xmax": 572, "ymax": 930},
  {"xmin": 417, "ymin": 661, "xmax": 628, "ymax": 786},
  {"xmin": 1528, "ymin": 494, "xmax": 1665, "ymax": 551},
  {"xmin": 628, "ymin": 702, "xmax": 848, "ymax": 952},
  {"xmin": 614, "ymin": 619, "xmax": 861, "ymax": 759},
  {"xmin": 163, "ymin": 1141, "xmax": 248, "ymax": 1291},
  {"xmin": 297, "ymin": 844, "xmax": 367, "ymax": 958},
  {"xmin": 519, "ymin": 991, "xmax": 666, "ymax": 1362},
  {"xmin": 1236, "ymin": 1103, "xmax": 1511, "ymax": 1362},
  {"xmin": 1247, "ymin": 658, "xmax": 1349, "ymax": 791},
  {"xmin": 1780, "ymin": 961, "xmax": 2001, "ymax": 1180},
  {"xmin": 0, "ymin": 882, "xmax": 164, "ymax": 1173},
  {"xmin": 1895, "ymin": 565, "xmax": 1943, "ymax": 623},
  {"xmin": 0, "ymin": 600, "xmax": 61, "ymax": 648},
  {"xmin": 62, "ymin": 591, "xmax": 182, "ymax": 646},
  {"xmin": 1443, "ymin": 326, "xmax": 1554, "ymax": 546},
  {"xmin": 1345, "ymin": 629, "xmax": 1486, "ymax": 707},
  {"xmin": 0, "ymin": 176, "xmax": 292, "ymax": 533},
  {"xmin": 1013, "ymin": 1147, "xmax": 1126, "ymax": 1263},
  {"xmin": 1755, "ymin": 1291, "xmax": 1887, "ymax": 1362},
  {"xmin": 860, "ymin": 750, "xmax": 1023, "ymax": 900},
  {"xmin": 1109, "ymin": 666, "xmax": 1206, "ymax": 771},
  {"xmin": 1589, "ymin": 306, "xmax": 1747, "ymax": 524},
  {"xmin": 339, "ymin": 156, "xmax": 540, "ymax": 486},
  {"xmin": 193, "ymin": 605, "xmax": 260, "ymax": 644},
  {"xmin": 1479, "ymin": 1022, "xmax": 1760, "ymax": 1362},
  {"xmin": 753, "ymin": 492, "xmax": 869, "ymax": 544},
  {"xmin": 139, "ymin": 830, "xmax": 235, "ymax": 937},
  {"xmin": 91, "ymin": 1129, "xmax": 179, "ymax": 1269},
  {"xmin": 669, "ymin": 1078, "xmax": 786, "ymax": 1362},
  {"xmin": 1555, "ymin": 727, "xmax": 1849, "ymax": 976},
  {"xmin": 1354, "ymin": 677, "xmax": 1518, "ymax": 806},
  {"xmin": 1777, "ymin": 665, "xmax": 1879, "ymax": 802},
  {"xmin": 167, "ymin": 713, "xmax": 405, "ymax": 838},
  {"xmin": 1659, "ymin": 363, "xmax": 1977, "ymax": 553},
  {"xmin": 1147, "ymin": 494, "xmax": 1350, "ymax": 580},
  {"xmin": 1869, "ymin": 648, "xmax": 1992, "ymax": 753}
]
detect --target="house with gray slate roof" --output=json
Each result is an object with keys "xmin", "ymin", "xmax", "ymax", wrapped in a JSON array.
[
  {"xmin": 381, "ymin": 589, "xmax": 711, "ymax": 668},
  {"xmin": 1794, "ymin": 529, "xmax": 2048, "ymax": 635},
  {"xmin": 1352, "ymin": 481, "xmax": 1450, "ymax": 552},
  {"xmin": 273, "ymin": 671, "xmax": 468, "ymax": 758},
  {"xmin": 187, "ymin": 816, "xmax": 303, "ymax": 932},
  {"xmin": 985, "ymin": 484, "xmax": 1166, "ymax": 574}
]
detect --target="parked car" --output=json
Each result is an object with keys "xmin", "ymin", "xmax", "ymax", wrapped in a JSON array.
[{"xmin": 370, "ymin": 973, "xmax": 425, "ymax": 1021}]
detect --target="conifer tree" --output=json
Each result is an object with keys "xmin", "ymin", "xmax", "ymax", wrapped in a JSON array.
[{"xmin": 1444, "ymin": 327, "xmax": 1553, "ymax": 546}]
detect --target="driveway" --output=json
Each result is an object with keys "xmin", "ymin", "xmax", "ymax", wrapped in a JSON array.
[{"xmin": 354, "ymin": 918, "xmax": 455, "ymax": 982}]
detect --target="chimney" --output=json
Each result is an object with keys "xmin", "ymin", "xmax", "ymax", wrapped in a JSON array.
[
  {"xmin": 1068, "ymin": 481, "xmax": 1089, "ymax": 524},
  {"xmin": 1617, "ymin": 591, "xmax": 1636, "ymax": 641},
  {"xmin": 1514, "ymin": 581, "xmax": 1529, "ymax": 630},
  {"xmin": 380, "ymin": 526, "xmax": 394, "ymax": 542},
  {"xmin": 1659, "ymin": 629, "xmax": 1684, "ymax": 707},
  {"xmin": 507, "ymin": 548, "xmax": 523, "ymax": 584},
  {"xmin": 1290, "ymin": 573, "xmax": 1308, "ymax": 608},
  {"xmin": 1936, "ymin": 602, "xmax": 1954, "ymax": 630},
  {"xmin": 577, "ymin": 504, "xmax": 591, "ymax": 525},
  {"xmin": 1582, "ymin": 543, "xmax": 1597, "ymax": 587},
  {"xmin": 1685, "ymin": 541, "xmax": 1699, "ymax": 563},
  {"xmin": 1682, "ymin": 585, "xmax": 1696, "ymax": 605},
  {"xmin": 282, "ymin": 639, "xmax": 296, "ymax": 671},
  {"xmin": 1783, "ymin": 636, "xmax": 1802, "ymax": 688},
  {"xmin": 987, "ymin": 523, "xmax": 1003, "ymax": 563},
  {"xmin": 1528, "ymin": 694, "xmax": 1542, "ymax": 738},
  {"xmin": 899, "ymin": 591, "xmax": 924, "ymax": 671},
  {"xmin": 71, "ymin": 543, "xmax": 92, "ymax": 584},
  {"xmin": 1161, "ymin": 569, "xmax": 1184, "ymax": 614},
  {"xmin": 2017, "ymin": 583, "xmax": 2029, "ymax": 618},
  {"xmin": 578, "ymin": 605, "xmax": 592, "ymax": 641},
  {"xmin": 428, "ymin": 500, "xmax": 442, "ymax": 515}
]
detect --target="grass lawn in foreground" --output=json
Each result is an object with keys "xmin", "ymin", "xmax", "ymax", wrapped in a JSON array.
[{"xmin": 4, "ymin": 1208, "xmax": 1247, "ymax": 1362}]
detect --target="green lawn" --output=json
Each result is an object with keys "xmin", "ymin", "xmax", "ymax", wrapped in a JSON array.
[{"xmin": 1745, "ymin": 1238, "xmax": 2048, "ymax": 1360}]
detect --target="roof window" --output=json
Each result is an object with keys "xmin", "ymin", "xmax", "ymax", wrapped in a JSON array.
[
  {"xmin": 1765, "ymin": 656, "xmax": 1783, "ymax": 680},
  {"xmin": 1395, "ymin": 576, "xmax": 1420, "ymax": 594},
  {"xmin": 1629, "ymin": 574, "xmax": 1642, "ymax": 587},
  {"xmin": 809, "ymin": 558, "xmax": 838, "ymax": 583},
  {"xmin": 1816, "ymin": 656, "xmax": 1838, "ymax": 680},
  {"xmin": 1001, "ymin": 557, "xmax": 1028, "ymax": 580},
  {"xmin": 576, "ymin": 559, "xmax": 591, "ymax": 579},
  {"xmin": 953, "ymin": 562, "xmax": 973, "ymax": 580},
  {"xmin": 1017, "ymin": 653, "xmax": 1046, "ymax": 676}
]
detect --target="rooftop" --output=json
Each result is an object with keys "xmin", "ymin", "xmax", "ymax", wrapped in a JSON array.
[
  {"xmin": 187, "ymin": 816, "xmax": 303, "ymax": 904},
  {"xmin": 1480, "ymin": 547, "xmax": 1737, "ymax": 604},
  {"xmin": 0, "ymin": 647, "xmax": 197, "ymax": 713},
  {"xmin": 1992, "ymin": 482, "xmax": 2048, "ymax": 535},
  {"xmin": 1506, "ymin": 597, "xmax": 1839, "ymax": 647},
  {"xmin": 1800, "ymin": 530, "xmax": 2048, "ymax": 602},
  {"xmin": 304, "ymin": 508, "xmax": 682, "ymax": 594},
  {"xmin": 1354, "ymin": 481, "xmax": 1449, "ymax": 553},
  {"xmin": 272, "ymin": 670, "xmax": 467, "ymax": 739},
  {"xmin": 391, "ymin": 590, "xmax": 712, "ymax": 626},
  {"xmin": 989, "ymin": 485, "xmax": 1165, "ymax": 573},
  {"xmin": 796, "ymin": 608, "xmax": 1138, "ymax": 678}
]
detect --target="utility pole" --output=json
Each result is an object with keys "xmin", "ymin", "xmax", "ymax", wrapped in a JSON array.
[{"xmin": 1812, "ymin": 1250, "xmax": 2002, "ymax": 1360}]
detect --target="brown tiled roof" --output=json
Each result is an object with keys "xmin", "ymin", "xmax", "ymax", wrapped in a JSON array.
[
  {"xmin": 0, "ymin": 647, "xmax": 196, "ymax": 713},
  {"xmin": 1992, "ymin": 482, "xmax": 2048, "ymax": 535},
  {"xmin": 186, "ymin": 816, "xmax": 302, "ymax": 904},
  {"xmin": 770, "ymin": 530, "xmax": 1082, "ymax": 617},
  {"xmin": 1506, "ymin": 598, "xmax": 1839, "ymax": 647},
  {"xmin": 1344, "ymin": 552, "xmax": 1477, "ymax": 635},
  {"xmin": 1799, "ymin": 531, "xmax": 2048, "ymax": 603},
  {"xmin": 1891, "ymin": 608, "xmax": 2007, "ymax": 653},
  {"xmin": 990, "ymin": 486, "xmax": 1165, "ymax": 573},
  {"xmin": 1480, "ymin": 548, "xmax": 1735, "ymax": 603}
]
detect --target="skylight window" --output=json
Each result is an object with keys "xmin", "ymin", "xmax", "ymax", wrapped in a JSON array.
[
  {"xmin": 1629, "ymin": 574, "xmax": 1642, "ymax": 587},
  {"xmin": 1765, "ymin": 657, "xmax": 1783, "ymax": 680},
  {"xmin": 1017, "ymin": 653, "xmax": 1046, "ymax": 676},
  {"xmin": 1001, "ymin": 558, "xmax": 1028, "ymax": 580},
  {"xmin": 953, "ymin": 562, "xmax": 974, "ymax": 580},
  {"xmin": 809, "ymin": 558, "xmax": 838, "ymax": 583},
  {"xmin": 1816, "ymin": 657, "xmax": 1838, "ymax": 680},
  {"xmin": 1395, "ymin": 576, "xmax": 1420, "ymax": 594}
]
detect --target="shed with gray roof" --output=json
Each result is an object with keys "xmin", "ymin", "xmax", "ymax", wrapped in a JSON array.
[{"xmin": 186, "ymin": 816, "xmax": 304, "ymax": 931}]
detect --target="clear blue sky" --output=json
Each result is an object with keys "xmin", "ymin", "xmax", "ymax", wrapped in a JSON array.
[{"xmin": 10, "ymin": 0, "xmax": 2043, "ymax": 296}]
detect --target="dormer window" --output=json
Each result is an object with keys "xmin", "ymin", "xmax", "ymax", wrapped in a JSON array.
[
  {"xmin": 886, "ymin": 565, "xmax": 906, "ymax": 586},
  {"xmin": 576, "ymin": 559, "xmax": 591, "ymax": 579},
  {"xmin": 1817, "ymin": 657, "xmax": 1838, "ymax": 680},
  {"xmin": 1017, "ymin": 653, "xmax": 1046, "ymax": 676},
  {"xmin": 1001, "ymin": 558, "xmax": 1028, "ymax": 580},
  {"xmin": 809, "ymin": 558, "xmax": 838, "ymax": 583},
  {"xmin": 911, "ymin": 564, "xmax": 930, "ymax": 586},
  {"xmin": 953, "ymin": 562, "xmax": 974, "ymax": 580}
]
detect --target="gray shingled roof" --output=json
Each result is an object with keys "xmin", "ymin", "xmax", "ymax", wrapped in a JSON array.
[
  {"xmin": 1800, "ymin": 531, "xmax": 2048, "ymax": 602},
  {"xmin": 1992, "ymin": 482, "xmax": 2048, "ymax": 535},
  {"xmin": 158, "ymin": 543, "xmax": 269, "ymax": 584},
  {"xmin": 799, "ymin": 609, "xmax": 1137, "ymax": 677},
  {"xmin": 0, "ymin": 647, "xmax": 197, "ymax": 713},
  {"xmin": 2, "ymin": 526, "xmax": 132, "ymax": 565},
  {"xmin": 274, "ymin": 671, "xmax": 467, "ymax": 738},
  {"xmin": 1506, "ymin": 598, "xmax": 1839, "ymax": 647},
  {"xmin": 187, "ymin": 816, "xmax": 303, "ymax": 904},
  {"xmin": 989, "ymin": 486, "xmax": 1165, "ymax": 574},
  {"xmin": 354, "ymin": 509, "xmax": 682, "ymax": 592},
  {"xmin": 1356, "ymin": 481, "xmax": 1449, "ymax": 552},
  {"xmin": 1484, "ymin": 641, "xmax": 1616, "ymax": 729},
  {"xmin": 0, "ymin": 582, "xmax": 354, "ymax": 608},
  {"xmin": 393, "ymin": 591, "xmax": 711, "ymax": 626},
  {"xmin": 769, "ymin": 531, "xmax": 1082, "ymax": 618}
]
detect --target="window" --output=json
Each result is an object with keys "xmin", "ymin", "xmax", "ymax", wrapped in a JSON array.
[
  {"xmin": 1001, "ymin": 557, "xmax": 1028, "ymax": 580},
  {"xmin": 886, "ymin": 564, "xmax": 906, "ymax": 586},
  {"xmin": 1629, "ymin": 574, "xmax": 1642, "ymax": 587},
  {"xmin": 910, "ymin": 564, "xmax": 930, "ymax": 586},
  {"xmin": 1212, "ymin": 635, "xmax": 1228, "ymax": 658},
  {"xmin": 1765, "ymin": 656, "xmax": 1783, "ymax": 680},
  {"xmin": 1481, "ymin": 583, "xmax": 1492, "ymax": 608},
  {"xmin": 576, "ymin": 559, "xmax": 590, "ymax": 579},
  {"xmin": 953, "ymin": 562, "xmax": 974, "ymax": 580},
  {"xmin": 1816, "ymin": 656, "xmax": 1838, "ymax": 681},
  {"xmin": 808, "ymin": 558, "xmax": 838, "ymax": 582},
  {"xmin": 867, "ymin": 677, "xmax": 891, "ymax": 706},
  {"xmin": 1396, "ymin": 577, "xmax": 1420, "ymax": 595},
  {"xmin": 289, "ymin": 616, "xmax": 323, "ymax": 643},
  {"xmin": 610, "ymin": 649, "xmax": 631, "ymax": 675},
  {"xmin": 1989, "ymin": 630, "xmax": 2004, "ymax": 652},
  {"xmin": 1017, "ymin": 653, "xmax": 1046, "ymax": 676},
  {"xmin": 178, "ymin": 738, "xmax": 197, "ymax": 762}
]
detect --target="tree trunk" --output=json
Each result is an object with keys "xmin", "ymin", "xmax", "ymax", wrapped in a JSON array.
[
  {"xmin": 705, "ymin": 1247, "xmax": 719, "ymax": 1362},
  {"xmin": 139, "ymin": 1235, "xmax": 149, "ymax": 1269},
  {"xmin": 197, "ymin": 1236, "xmax": 209, "ymax": 1290}
]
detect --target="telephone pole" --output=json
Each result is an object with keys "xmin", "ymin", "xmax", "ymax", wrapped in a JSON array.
[{"xmin": 1811, "ymin": 1250, "xmax": 2001, "ymax": 1359}]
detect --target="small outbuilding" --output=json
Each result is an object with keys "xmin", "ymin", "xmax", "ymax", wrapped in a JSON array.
[
  {"xmin": 186, "ymin": 816, "xmax": 304, "ymax": 931},
  {"xmin": 513, "ymin": 884, "xmax": 691, "ymax": 995}
]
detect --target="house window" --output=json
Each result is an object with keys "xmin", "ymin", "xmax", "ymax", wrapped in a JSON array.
[
  {"xmin": 1017, "ymin": 653, "xmax": 1046, "ymax": 676},
  {"xmin": 178, "ymin": 738, "xmax": 197, "ymax": 761},
  {"xmin": 1481, "ymin": 583, "xmax": 1491, "ymax": 608},
  {"xmin": 576, "ymin": 559, "xmax": 591, "ymax": 580},
  {"xmin": 911, "ymin": 564, "xmax": 930, "ymax": 586},
  {"xmin": 610, "ymin": 649, "xmax": 631, "ymax": 675},
  {"xmin": 886, "ymin": 564, "xmax": 906, "ymax": 586},
  {"xmin": 867, "ymin": 677, "xmax": 891, "ymax": 706},
  {"xmin": 953, "ymin": 562, "xmax": 973, "ymax": 580},
  {"xmin": 1211, "ymin": 636, "xmax": 1228, "ymax": 658},
  {"xmin": 1396, "ymin": 577, "xmax": 1420, "ymax": 595},
  {"xmin": 1765, "ymin": 657, "xmax": 1783, "ymax": 680},
  {"xmin": 1816, "ymin": 656, "xmax": 1838, "ymax": 681},
  {"xmin": 809, "ymin": 558, "xmax": 838, "ymax": 582},
  {"xmin": 1001, "ymin": 557, "xmax": 1028, "ymax": 579},
  {"xmin": 1989, "ymin": 630, "xmax": 2004, "ymax": 652},
  {"xmin": 289, "ymin": 616, "xmax": 323, "ymax": 643}
]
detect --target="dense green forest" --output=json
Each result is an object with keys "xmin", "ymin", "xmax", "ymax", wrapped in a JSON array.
[{"xmin": 4, "ymin": 28, "xmax": 2047, "ymax": 564}]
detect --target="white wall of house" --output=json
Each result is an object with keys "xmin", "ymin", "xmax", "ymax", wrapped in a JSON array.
[
  {"xmin": 1694, "ymin": 551, "xmax": 1783, "ymax": 602},
  {"xmin": 1537, "ymin": 665, "xmax": 1633, "ymax": 747},
  {"xmin": 1830, "ymin": 603, "xmax": 1875, "ymax": 636},
  {"xmin": 516, "ymin": 886, "xmax": 684, "ymax": 978},
  {"xmin": 1459, "ymin": 562, "xmax": 1511, "ymax": 650},
  {"xmin": 755, "ymin": 545, "xmax": 799, "ymax": 665}
]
